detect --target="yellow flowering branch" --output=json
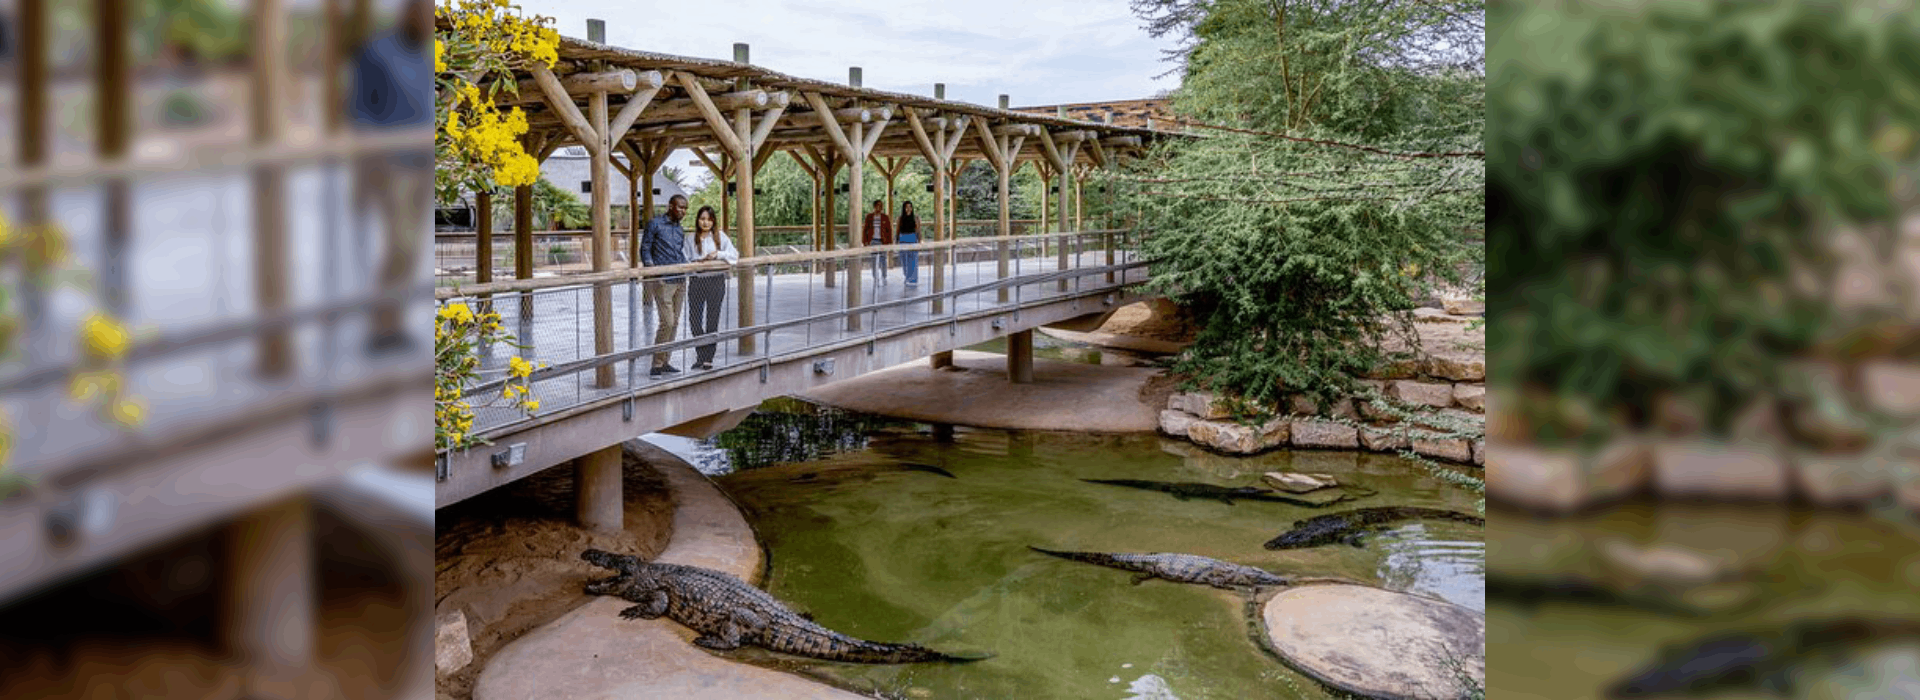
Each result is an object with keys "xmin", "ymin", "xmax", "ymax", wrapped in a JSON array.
[
  {"xmin": 435, "ymin": 301, "xmax": 542, "ymax": 452},
  {"xmin": 435, "ymin": 0, "xmax": 559, "ymax": 204}
]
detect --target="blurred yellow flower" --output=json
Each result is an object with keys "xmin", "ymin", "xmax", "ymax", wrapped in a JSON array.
[
  {"xmin": 80, "ymin": 313, "xmax": 130, "ymax": 359},
  {"xmin": 508, "ymin": 356, "xmax": 532, "ymax": 378},
  {"xmin": 109, "ymin": 398, "xmax": 144, "ymax": 427}
]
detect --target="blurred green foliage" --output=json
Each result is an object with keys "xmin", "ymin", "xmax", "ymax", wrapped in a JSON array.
[
  {"xmin": 1489, "ymin": 0, "xmax": 1920, "ymax": 441},
  {"xmin": 1118, "ymin": 0, "xmax": 1485, "ymax": 412}
]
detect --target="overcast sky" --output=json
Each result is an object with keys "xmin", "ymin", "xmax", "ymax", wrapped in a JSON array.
[{"xmin": 518, "ymin": 0, "xmax": 1184, "ymax": 186}]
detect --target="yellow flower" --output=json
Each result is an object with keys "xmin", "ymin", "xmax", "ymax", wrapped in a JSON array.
[
  {"xmin": 435, "ymin": 39, "xmax": 448, "ymax": 72},
  {"xmin": 80, "ymin": 313, "xmax": 131, "ymax": 359},
  {"xmin": 109, "ymin": 398, "xmax": 144, "ymax": 426},
  {"xmin": 448, "ymin": 431, "xmax": 464, "ymax": 445},
  {"xmin": 522, "ymin": 399, "xmax": 539, "ymax": 412},
  {"xmin": 68, "ymin": 371, "xmax": 104, "ymax": 402},
  {"xmin": 439, "ymin": 302, "xmax": 475, "ymax": 325},
  {"xmin": 0, "ymin": 210, "xmax": 11, "ymax": 247},
  {"xmin": 508, "ymin": 356, "xmax": 532, "ymax": 379}
]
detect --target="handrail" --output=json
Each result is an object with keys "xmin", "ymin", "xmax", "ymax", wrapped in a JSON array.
[
  {"xmin": 0, "ymin": 128, "xmax": 435, "ymax": 190},
  {"xmin": 451, "ymin": 259, "xmax": 1154, "ymax": 433},
  {"xmin": 431, "ymin": 219, "xmax": 1043, "ymax": 238},
  {"xmin": 453, "ymin": 257, "xmax": 1147, "ymax": 400},
  {"xmin": 436, "ymin": 228, "xmax": 1131, "ymax": 299}
]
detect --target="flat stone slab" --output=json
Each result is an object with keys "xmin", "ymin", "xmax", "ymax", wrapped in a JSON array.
[
  {"xmin": 473, "ymin": 442, "xmax": 864, "ymax": 700},
  {"xmin": 1036, "ymin": 325, "xmax": 1191, "ymax": 355},
  {"xmin": 1260, "ymin": 584, "xmax": 1484, "ymax": 700}
]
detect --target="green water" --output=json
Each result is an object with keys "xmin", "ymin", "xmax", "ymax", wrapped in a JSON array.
[
  {"xmin": 684, "ymin": 416, "xmax": 1484, "ymax": 700},
  {"xmin": 1486, "ymin": 502, "xmax": 1920, "ymax": 700}
]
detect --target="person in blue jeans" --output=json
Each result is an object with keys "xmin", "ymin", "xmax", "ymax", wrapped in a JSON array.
[
  {"xmin": 897, "ymin": 201, "xmax": 921, "ymax": 286},
  {"xmin": 351, "ymin": 0, "xmax": 435, "ymax": 354}
]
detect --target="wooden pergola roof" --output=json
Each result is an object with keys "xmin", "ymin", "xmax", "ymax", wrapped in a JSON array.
[{"xmin": 506, "ymin": 34, "xmax": 1180, "ymax": 170}]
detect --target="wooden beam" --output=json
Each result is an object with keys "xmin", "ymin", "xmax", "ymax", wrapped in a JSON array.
[
  {"xmin": 605, "ymin": 73, "xmax": 665, "ymax": 144},
  {"xmin": 530, "ymin": 64, "xmax": 599, "ymax": 154},
  {"xmin": 566, "ymin": 89, "xmax": 770, "ymax": 120},
  {"xmin": 1036, "ymin": 129, "xmax": 1068, "ymax": 172},
  {"xmin": 860, "ymin": 115, "xmax": 892, "ymax": 157},
  {"xmin": 675, "ymin": 71, "xmax": 748, "ymax": 160},
  {"xmin": 789, "ymin": 148, "xmax": 818, "ymax": 178},
  {"xmin": 801, "ymin": 91, "xmax": 858, "ymax": 162},
  {"xmin": 942, "ymin": 116, "xmax": 971, "ymax": 162},
  {"xmin": 506, "ymin": 69, "xmax": 639, "ymax": 103},
  {"xmin": 688, "ymin": 147, "xmax": 723, "ymax": 178},
  {"xmin": 782, "ymin": 107, "xmax": 871, "ymax": 128},
  {"xmin": 750, "ymin": 104, "xmax": 788, "ymax": 154},
  {"xmin": 1087, "ymin": 137, "xmax": 1108, "ymax": 169},
  {"xmin": 971, "ymin": 117, "xmax": 1006, "ymax": 172},
  {"xmin": 904, "ymin": 108, "xmax": 941, "ymax": 166}
]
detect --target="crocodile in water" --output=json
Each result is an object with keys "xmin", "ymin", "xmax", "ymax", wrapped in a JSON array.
[
  {"xmin": 581, "ymin": 548, "xmax": 991, "ymax": 664},
  {"xmin": 1081, "ymin": 478, "xmax": 1357, "ymax": 507},
  {"xmin": 1607, "ymin": 617, "xmax": 1920, "ymax": 697},
  {"xmin": 1263, "ymin": 506, "xmax": 1484, "ymax": 550},
  {"xmin": 1029, "ymin": 547, "xmax": 1360, "ymax": 591}
]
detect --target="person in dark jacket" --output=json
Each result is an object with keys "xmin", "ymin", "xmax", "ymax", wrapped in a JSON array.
[
  {"xmin": 353, "ymin": 0, "xmax": 435, "ymax": 354},
  {"xmin": 641, "ymin": 195, "xmax": 691, "ymax": 377},
  {"xmin": 862, "ymin": 199, "xmax": 892, "ymax": 285},
  {"xmin": 897, "ymin": 201, "xmax": 921, "ymax": 286}
]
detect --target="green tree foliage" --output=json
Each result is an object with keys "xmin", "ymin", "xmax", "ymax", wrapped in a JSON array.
[
  {"xmin": 531, "ymin": 180, "xmax": 588, "ymax": 230},
  {"xmin": 1119, "ymin": 0, "xmax": 1484, "ymax": 411},
  {"xmin": 1489, "ymin": 0, "xmax": 1920, "ymax": 441}
]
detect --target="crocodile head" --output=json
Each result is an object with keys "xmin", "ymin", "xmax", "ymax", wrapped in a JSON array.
[
  {"xmin": 582, "ymin": 548, "xmax": 648, "ymax": 573},
  {"xmin": 1263, "ymin": 519, "xmax": 1346, "ymax": 550},
  {"xmin": 1605, "ymin": 635, "xmax": 1776, "ymax": 697}
]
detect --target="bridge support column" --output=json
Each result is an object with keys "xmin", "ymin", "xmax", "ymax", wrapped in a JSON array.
[
  {"xmin": 574, "ymin": 445, "xmax": 624, "ymax": 533},
  {"xmin": 1007, "ymin": 329, "xmax": 1033, "ymax": 384},
  {"xmin": 930, "ymin": 350, "xmax": 953, "ymax": 369},
  {"xmin": 222, "ymin": 496, "xmax": 315, "ymax": 699}
]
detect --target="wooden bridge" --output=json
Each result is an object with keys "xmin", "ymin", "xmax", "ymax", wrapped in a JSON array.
[{"xmin": 433, "ymin": 22, "xmax": 1182, "ymax": 530}]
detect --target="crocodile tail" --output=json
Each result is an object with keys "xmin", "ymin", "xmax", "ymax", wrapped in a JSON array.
[
  {"xmin": 1028, "ymin": 546, "xmax": 1116, "ymax": 566},
  {"xmin": 834, "ymin": 640, "xmax": 994, "ymax": 664}
]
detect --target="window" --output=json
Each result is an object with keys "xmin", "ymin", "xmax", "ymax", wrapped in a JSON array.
[{"xmin": 580, "ymin": 181, "xmax": 592, "ymax": 194}]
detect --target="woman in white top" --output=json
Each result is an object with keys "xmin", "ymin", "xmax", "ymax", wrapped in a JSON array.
[{"xmin": 684, "ymin": 206, "xmax": 739, "ymax": 371}]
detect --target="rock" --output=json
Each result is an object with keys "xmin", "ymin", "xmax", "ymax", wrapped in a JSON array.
[
  {"xmin": 1260, "ymin": 584, "xmax": 1484, "ymax": 700},
  {"xmin": 1595, "ymin": 539, "xmax": 1742, "ymax": 587},
  {"xmin": 1426, "ymin": 356, "xmax": 1486, "ymax": 381},
  {"xmin": 1188, "ymin": 417, "xmax": 1289, "ymax": 455},
  {"xmin": 1411, "ymin": 433, "xmax": 1474, "ymax": 463},
  {"xmin": 1262, "ymin": 471, "xmax": 1339, "ymax": 493},
  {"xmin": 1440, "ymin": 295, "xmax": 1485, "ymax": 316},
  {"xmin": 1650, "ymin": 440, "xmax": 1790, "ymax": 501},
  {"xmin": 1862, "ymin": 360, "xmax": 1920, "ymax": 416},
  {"xmin": 436, "ymin": 610, "xmax": 474, "ymax": 676},
  {"xmin": 1359, "ymin": 424, "xmax": 1411, "ymax": 452},
  {"xmin": 1389, "ymin": 380, "xmax": 1456, "ymax": 409},
  {"xmin": 1790, "ymin": 451, "xmax": 1893, "ymax": 506},
  {"xmin": 1486, "ymin": 438, "xmax": 1650, "ymax": 513},
  {"xmin": 1486, "ymin": 444, "xmax": 1584, "ymax": 512},
  {"xmin": 1453, "ymin": 384, "xmax": 1486, "ymax": 413},
  {"xmin": 1653, "ymin": 392, "xmax": 1708, "ymax": 437},
  {"xmin": 1286, "ymin": 394, "xmax": 1358, "ymax": 419},
  {"xmin": 1157, "ymin": 409, "xmax": 1197, "ymax": 438},
  {"xmin": 1471, "ymin": 439, "xmax": 1485, "ymax": 466},
  {"xmin": 1728, "ymin": 396, "xmax": 1782, "ymax": 444},
  {"xmin": 1290, "ymin": 419, "xmax": 1360, "ymax": 450},
  {"xmin": 1413, "ymin": 307, "xmax": 1473, "ymax": 323},
  {"xmin": 1173, "ymin": 392, "xmax": 1233, "ymax": 420},
  {"xmin": 1359, "ymin": 357, "xmax": 1423, "ymax": 380}
]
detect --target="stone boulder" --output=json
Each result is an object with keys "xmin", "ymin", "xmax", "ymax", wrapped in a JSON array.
[
  {"xmin": 1389, "ymin": 380, "xmax": 1456, "ymax": 409},
  {"xmin": 1158, "ymin": 409, "xmax": 1197, "ymax": 438},
  {"xmin": 1863, "ymin": 360, "xmax": 1920, "ymax": 416},
  {"xmin": 1425, "ymin": 356, "xmax": 1486, "ymax": 382},
  {"xmin": 1411, "ymin": 432, "xmax": 1474, "ymax": 464},
  {"xmin": 1188, "ymin": 417, "xmax": 1289, "ymax": 455},
  {"xmin": 1291, "ymin": 419, "xmax": 1360, "ymax": 450},
  {"xmin": 1440, "ymin": 295, "xmax": 1485, "ymax": 316},
  {"xmin": 1172, "ymin": 391, "xmax": 1232, "ymax": 420},
  {"xmin": 1452, "ymin": 384, "xmax": 1486, "ymax": 413},
  {"xmin": 1650, "ymin": 440, "xmax": 1790, "ymax": 501},
  {"xmin": 1260, "ymin": 584, "xmax": 1484, "ymax": 700},
  {"xmin": 436, "ymin": 609, "xmax": 474, "ymax": 676},
  {"xmin": 1486, "ymin": 439, "xmax": 1649, "ymax": 513},
  {"xmin": 1789, "ymin": 451, "xmax": 1892, "ymax": 506},
  {"xmin": 1262, "ymin": 471, "xmax": 1339, "ymax": 493},
  {"xmin": 1359, "ymin": 424, "xmax": 1411, "ymax": 452}
]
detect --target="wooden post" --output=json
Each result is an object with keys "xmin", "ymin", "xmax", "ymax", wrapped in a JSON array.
[
  {"xmin": 823, "ymin": 152, "xmax": 838, "ymax": 288},
  {"xmin": 223, "ymin": 496, "xmax": 314, "ymax": 697},
  {"xmin": 734, "ymin": 42, "xmax": 757, "ymax": 354},
  {"xmin": 720, "ymin": 152, "xmax": 731, "ymax": 232},
  {"xmin": 1075, "ymin": 169, "xmax": 1085, "ymax": 231},
  {"xmin": 1007, "ymin": 329, "xmax": 1033, "ymax": 384},
  {"xmin": 627, "ymin": 148, "xmax": 640, "ymax": 266},
  {"xmin": 19, "ymin": 0, "xmax": 49, "ymax": 315},
  {"xmin": 574, "ymin": 447, "xmax": 622, "ymax": 533},
  {"xmin": 476, "ymin": 189, "xmax": 493, "ymax": 313},
  {"xmin": 847, "ymin": 115, "xmax": 865, "ymax": 331},
  {"xmin": 248, "ymin": 0, "xmax": 292, "ymax": 377},
  {"xmin": 515, "ymin": 183, "xmax": 534, "ymax": 322},
  {"xmin": 590, "ymin": 89, "xmax": 616, "ymax": 388},
  {"xmin": 639, "ymin": 144, "xmax": 657, "ymax": 261}
]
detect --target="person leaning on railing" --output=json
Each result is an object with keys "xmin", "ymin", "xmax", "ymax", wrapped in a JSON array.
[
  {"xmin": 640, "ymin": 194, "xmax": 691, "ymax": 377},
  {"xmin": 897, "ymin": 201, "xmax": 920, "ymax": 287},
  {"xmin": 350, "ymin": 0, "xmax": 435, "ymax": 355},
  {"xmin": 683, "ymin": 206, "xmax": 738, "ymax": 372}
]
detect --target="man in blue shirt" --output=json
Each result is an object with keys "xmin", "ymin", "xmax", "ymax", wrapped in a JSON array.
[
  {"xmin": 641, "ymin": 195, "xmax": 691, "ymax": 377},
  {"xmin": 353, "ymin": 0, "xmax": 435, "ymax": 355}
]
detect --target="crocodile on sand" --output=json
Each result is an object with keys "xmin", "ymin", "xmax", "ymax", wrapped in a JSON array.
[
  {"xmin": 1607, "ymin": 617, "xmax": 1920, "ymax": 697},
  {"xmin": 1081, "ymin": 478, "xmax": 1358, "ymax": 507},
  {"xmin": 1029, "ymin": 547, "xmax": 1361, "ymax": 591},
  {"xmin": 1263, "ymin": 506, "xmax": 1484, "ymax": 550},
  {"xmin": 581, "ymin": 548, "xmax": 991, "ymax": 664}
]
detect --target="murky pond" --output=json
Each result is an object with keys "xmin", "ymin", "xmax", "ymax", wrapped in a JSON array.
[
  {"xmin": 1486, "ymin": 501, "xmax": 1920, "ymax": 700},
  {"xmin": 647, "ymin": 399, "xmax": 1485, "ymax": 699}
]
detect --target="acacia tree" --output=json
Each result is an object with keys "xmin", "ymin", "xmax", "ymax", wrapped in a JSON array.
[{"xmin": 1118, "ymin": 0, "xmax": 1485, "ymax": 412}]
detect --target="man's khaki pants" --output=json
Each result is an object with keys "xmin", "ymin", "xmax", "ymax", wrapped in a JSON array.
[
  {"xmin": 357, "ymin": 150, "xmax": 433, "ymax": 341},
  {"xmin": 646, "ymin": 279, "xmax": 686, "ymax": 368}
]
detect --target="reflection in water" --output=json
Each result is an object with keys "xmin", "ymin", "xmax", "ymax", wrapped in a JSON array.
[
  {"xmin": 647, "ymin": 397, "xmax": 921, "ymax": 476},
  {"xmin": 1488, "ymin": 502, "xmax": 1920, "ymax": 699},
  {"xmin": 685, "ymin": 400, "xmax": 1483, "ymax": 699}
]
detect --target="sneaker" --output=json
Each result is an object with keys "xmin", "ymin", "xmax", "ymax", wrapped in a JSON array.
[
  {"xmin": 649, "ymin": 366, "xmax": 668, "ymax": 378},
  {"xmin": 693, "ymin": 362, "xmax": 713, "ymax": 371},
  {"xmin": 660, "ymin": 364, "xmax": 681, "ymax": 374}
]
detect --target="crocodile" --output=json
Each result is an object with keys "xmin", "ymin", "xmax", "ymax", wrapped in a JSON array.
[
  {"xmin": 1607, "ymin": 617, "xmax": 1920, "ymax": 697},
  {"xmin": 1081, "ymin": 478, "xmax": 1357, "ymax": 507},
  {"xmin": 900, "ymin": 462, "xmax": 957, "ymax": 479},
  {"xmin": 1487, "ymin": 572, "xmax": 1718, "ymax": 618},
  {"xmin": 1262, "ymin": 506, "xmax": 1485, "ymax": 550},
  {"xmin": 1029, "ymin": 547, "xmax": 1360, "ymax": 591},
  {"xmin": 581, "ymin": 549, "xmax": 991, "ymax": 664}
]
